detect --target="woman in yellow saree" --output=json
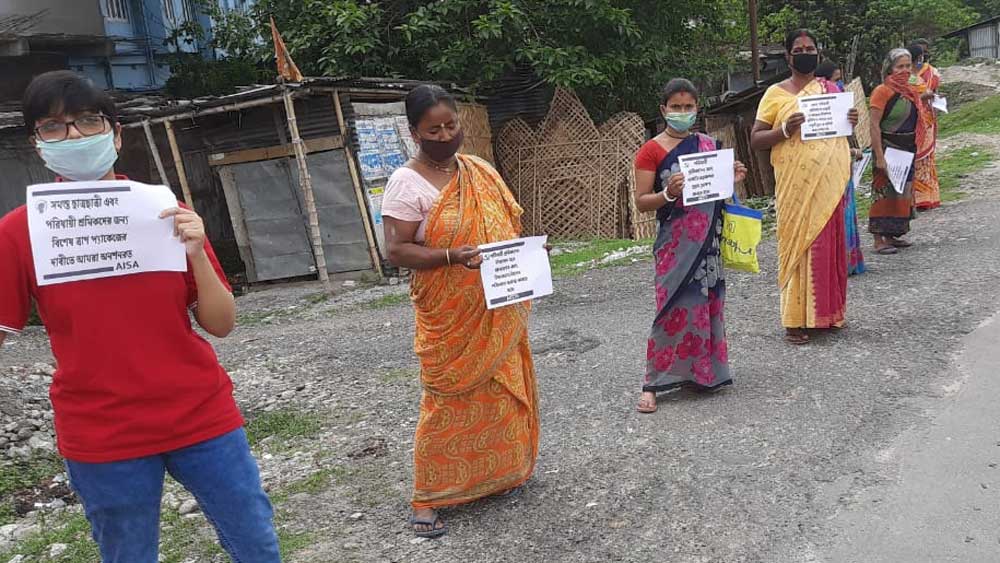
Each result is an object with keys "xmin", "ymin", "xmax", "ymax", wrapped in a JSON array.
[
  {"xmin": 381, "ymin": 85, "xmax": 540, "ymax": 538},
  {"xmin": 751, "ymin": 30, "xmax": 858, "ymax": 345}
]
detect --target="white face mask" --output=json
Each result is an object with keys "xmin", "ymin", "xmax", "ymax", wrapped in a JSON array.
[{"xmin": 36, "ymin": 132, "xmax": 119, "ymax": 181}]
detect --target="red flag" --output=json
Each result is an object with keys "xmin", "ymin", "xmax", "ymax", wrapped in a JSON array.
[{"xmin": 270, "ymin": 16, "xmax": 303, "ymax": 83}]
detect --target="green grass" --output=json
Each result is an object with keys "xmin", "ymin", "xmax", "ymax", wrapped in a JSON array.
[
  {"xmin": 2, "ymin": 508, "xmax": 316, "ymax": 562},
  {"xmin": 852, "ymin": 146, "xmax": 995, "ymax": 224},
  {"xmin": 303, "ymin": 291, "xmax": 331, "ymax": 305},
  {"xmin": 245, "ymin": 409, "xmax": 323, "ymax": 449},
  {"xmin": 0, "ymin": 454, "xmax": 64, "ymax": 498},
  {"xmin": 363, "ymin": 293, "xmax": 409, "ymax": 309},
  {"xmin": 855, "ymin": 188, "xmax": 874, "ymax": 225},
  {"xmin": 0, "ymin": 503, "xmax": 15, "ymax": 527},
  {"xmin": 159, "ymin": 508, "xmax": 225, "ymax": 562},
  {"xmin": 0, "ymin": 511, "xmax": 99, "ymax": 562},
  {"xmin": 284, "ymin": 469, "xmax": 335, "ymax": 497},
  {"xmin": 278, "ymin": 529, "xmax": 315, "ymax": 558},
  {"xmin": 938, "ymin": 94, "xmax": 1000, "ymax": 138},
  {"xmin": 27, "ymin": 305, "xmax": 42, "ymax": 327},
  {"xmin": 2, "ymin": 462, "xmax": 330, "ymax": 561},
  {"xmin": 236, "ymin": 309, "xmax": 293, "ymax": 327},
  {"xmin": 549, "ymin": 238, "xmax": 652, "ymax": 277},
  {"xmin": 937, "ymin": 145, "xmax": 995, "ymax": 201},
  {"xmin": 0, "ymin": 454, "xmax": 65, "ymax": 525}
]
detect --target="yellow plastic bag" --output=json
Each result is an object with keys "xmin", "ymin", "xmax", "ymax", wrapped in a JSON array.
[{"xmin": 721, "ymin": 196, "xmax": 763, "ymax": 274}]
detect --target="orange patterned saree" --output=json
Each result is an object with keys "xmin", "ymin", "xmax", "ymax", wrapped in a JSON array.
[
  {"xmin": 915, "ymin": 64, "xmax": 942, "ymax": 210},
  {"xmin": 410, "ymin": 154, "xmax": 540, "ymax": 509}
]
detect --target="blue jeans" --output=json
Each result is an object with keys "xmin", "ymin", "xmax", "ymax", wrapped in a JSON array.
[{"xmin": 65, "ymin": 428, "xmax": 281, "ymax": 563}]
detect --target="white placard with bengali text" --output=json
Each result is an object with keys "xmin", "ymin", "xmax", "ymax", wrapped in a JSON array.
[
  {"xmin": 884, "ymin": 147, "xmax": 914, "ymax": 195},
  {"xmin": 478, "ymin": 236, "xmax": 553, "ymax": 310},
  {"xmin": 852, "ymin": 150, "xmax": 872, "ymax": 188},
  {"xmin": 27, "ymin": 180, "xmax": 186, "ymax": 286},
  {"xmin": 678, "ymin": 148, "xmax": 735, "ymax": 206},
  {"xmin": 798, "ymin": 92, "xmax": 855, "ymax": 141}
]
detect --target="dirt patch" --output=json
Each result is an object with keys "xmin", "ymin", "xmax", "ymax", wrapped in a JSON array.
[
  {"xmin": 939, "ymin": 61, "xmax": 1000, "ymax": 90},
  {"xmin": 938, "ymin": 81, "xmax": 998, "ymax": 111},
  {"xmin": 531, "ymin": 329, "xmax": 602, "ymax": 356},
  {"xmin": 12, "ymin": 477, "xmax": 75, "ymax": 516}
]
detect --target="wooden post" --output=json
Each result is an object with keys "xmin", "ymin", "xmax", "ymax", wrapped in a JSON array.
[
  {"xmin": 282, "ymin": 87, "xmax": 331, "ymax": 288},
  {"xmin": 142, "ymin": 120, "xmax": 169, "ymax": 186},
  {"xmin": 163, "ymin": 120, "xmax": 194, "ymax": 207},
  {"xmin": 846, "ymin": 34, "xmax": 861, "ymax": 80},
  {"xmin": 749, "ymin": 0, "xmax": 761, "ymax": 84},
  {"xmin": 332, "ymin": 90, "xmax": 384, "ymax": 279}
]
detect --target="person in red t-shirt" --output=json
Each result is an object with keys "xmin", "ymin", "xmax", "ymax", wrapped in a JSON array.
[{"xmin": 0, "ymin": 71, "xmax": 280, "ymax": 562}]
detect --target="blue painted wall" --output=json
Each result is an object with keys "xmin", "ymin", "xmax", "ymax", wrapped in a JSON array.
[{"xmin": 68, "ymin": 0, "xmax": 254, "ymax": 91}]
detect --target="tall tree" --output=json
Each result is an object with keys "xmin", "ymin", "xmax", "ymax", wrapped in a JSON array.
[
  {"xmin": 196, "ymin": 0, "xmax": 748, "ymax": 119},
  {"xmin": 757, "ymin": 0, "xmax": 979, "ymax": 85}
]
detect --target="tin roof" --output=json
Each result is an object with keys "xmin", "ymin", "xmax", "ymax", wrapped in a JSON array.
[{"xmin": 943, "ymin": 15, "xmax": 1000, "ymax": 38}]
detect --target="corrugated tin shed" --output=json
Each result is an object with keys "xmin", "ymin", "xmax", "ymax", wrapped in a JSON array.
[{"xmin": 944, "ymin": 15, "xmax": 1000, "ymax": 59}]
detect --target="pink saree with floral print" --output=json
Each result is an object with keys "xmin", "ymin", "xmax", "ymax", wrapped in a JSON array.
[{"xmin": 644, "ymin": 133, "xmax": 731, "ymax": 392}]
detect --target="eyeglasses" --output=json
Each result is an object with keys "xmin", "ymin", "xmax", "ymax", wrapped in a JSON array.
[{"xmin": 34, "ymin": 115, "xmax": 112, "ymax": 143}]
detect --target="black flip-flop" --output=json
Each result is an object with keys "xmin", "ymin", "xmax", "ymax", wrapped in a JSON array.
[
  {"xmin": 875, "ymin": 246, "xmax": 898, "ymax": 255},
  {"xmin": 693, "ymin": 380, "xmax": 734, "ymax": 394},
  {"xmin": 410, "ymin": 515, "xmax": 447, "ymax": 539}
]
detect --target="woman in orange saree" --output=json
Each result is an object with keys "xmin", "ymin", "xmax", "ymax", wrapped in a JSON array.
[
  {"xmin": 751, "ymin": 29, "xmax": 858, "ymax": 345},
  {"xmin": 381, "ymin": 85, "xmax": 540, "ymax": 539},
  {"xmin": 912, "ymin": 41, "xmax": 942, "ymax": 210}
]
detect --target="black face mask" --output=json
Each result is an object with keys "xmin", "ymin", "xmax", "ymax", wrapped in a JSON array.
[
  {"xmin": 791, "ymin": 53, "xmax": 819, "ymax": 74},
  {"xmin": 419, "ymin": 129, "xmax": 464, "ymax": 162}
]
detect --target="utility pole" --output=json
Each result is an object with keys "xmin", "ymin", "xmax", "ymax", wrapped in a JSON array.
[{"xmin": 749, "ymin": 0, "xmax": 761, "ymax": 83}]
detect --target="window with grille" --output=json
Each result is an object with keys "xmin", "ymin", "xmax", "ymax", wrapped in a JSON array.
[
  {"xmin": 163, "ymin": 0, "xmax": 177, "ymax": 25},
  {"xmin": 106, "ymin": 0, "xmax": 129, "ymax": 21}
]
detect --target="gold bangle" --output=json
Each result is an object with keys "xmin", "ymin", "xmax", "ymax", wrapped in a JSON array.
[{"xmin": 446, "ymin": 249, "xmax": 451, "ymax": 266}]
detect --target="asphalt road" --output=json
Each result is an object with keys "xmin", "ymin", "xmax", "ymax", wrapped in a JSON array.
[{"xmin": 812, "ymin": 312, "xmax": 1000, "ymax": 563}]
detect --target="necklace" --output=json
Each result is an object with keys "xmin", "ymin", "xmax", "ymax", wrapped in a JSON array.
[{"xmin": 417, "ymin": 155, "xmax": 457, "ymax": 174}]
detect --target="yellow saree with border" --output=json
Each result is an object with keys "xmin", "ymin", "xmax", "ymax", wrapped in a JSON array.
[
  {"xmin": 756, "ymin": 81, "xmax": 851, "ymax": 328},
  {"xmin": 410, "ymin": 154, "xmax": 540, "ymax": 509}
]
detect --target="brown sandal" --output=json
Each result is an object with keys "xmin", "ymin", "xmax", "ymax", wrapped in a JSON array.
[{"xmin": 785, "ymin": 330, "xmax": 810, "ymax": 345}]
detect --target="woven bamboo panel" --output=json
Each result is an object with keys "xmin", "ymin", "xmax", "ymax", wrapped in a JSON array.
[
  {"xmin": 539, "ymin": 89, "xmax": 600, "ymax": 144},
  {"xmin": 457, "ymin": 103, "xmax": 495, "ymax": 164},
  {"xmin": 496, "ymin": 118, "xmax": 538, "ymax": 231},
  {"xmin": 601, "ymin": 113, "xmax": 651, "ymax": 239},
  {"xmin": 495, "ymin": 89, "xmax": 645, "ymax": 240},
  {"xmin": 706, "ymin": 113, "xmax": 776, "ymax": 198},
  {"xmin": 705, "ymin": 121, "xmax": 751, "ymax": 200},
  {"xmin": 847, "ymin": 78, "xmax": 872, "ymax": 149}
]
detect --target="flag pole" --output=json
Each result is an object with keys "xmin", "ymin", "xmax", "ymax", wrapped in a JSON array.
[
  {"xmin": 271, "ymin": 17, "xmax": 330, "ymax": 289},
  {"xmin": 282, "ymin": 86, "xmax": 331, "ymax": 289}
]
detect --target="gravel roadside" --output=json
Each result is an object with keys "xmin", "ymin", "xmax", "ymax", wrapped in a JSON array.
[{"xmin": 1, "ymin": 136, "xmax": 998, "ymax": 562}]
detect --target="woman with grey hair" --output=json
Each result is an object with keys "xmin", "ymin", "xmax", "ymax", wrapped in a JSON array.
[{"xmin": 868, "ymin": 47, "xmax": 927, "ymax": 253}]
